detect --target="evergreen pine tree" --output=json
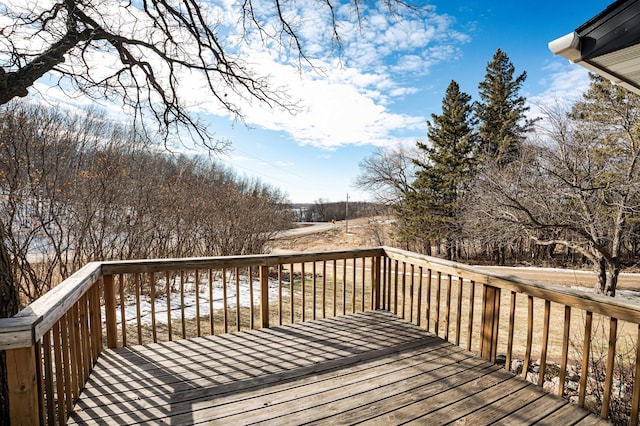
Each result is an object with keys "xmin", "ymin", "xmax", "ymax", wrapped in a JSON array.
[
  {"xmin": 475, "ymin": 49, "xmax": 532, "ymax": 167},
  {"xmin": 403, "ymin": 80, "xmax": 477, "ymax": 260}
]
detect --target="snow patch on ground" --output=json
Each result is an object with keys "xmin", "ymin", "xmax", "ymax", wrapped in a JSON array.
[{"xmin": 102, "ymin": 277, "xmax": 287, "ymax": 327}]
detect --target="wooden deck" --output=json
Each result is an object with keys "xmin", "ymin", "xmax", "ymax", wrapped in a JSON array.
[{"xmin": 69, "ymin": 310, "xmax": 607, "ymax": 425}]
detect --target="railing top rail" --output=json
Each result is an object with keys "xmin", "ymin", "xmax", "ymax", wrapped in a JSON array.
[
  {"xmin": 0, "ymin": 262, "xmax": 102, "ymax": 350},
  {"xmin": 383, "ymin": 246, "xmax": 640, "ymax": 324},
  {"xmin": 99, "ymin": 248, "xmax": 386, "ymax": 275},
  {"xmin": 3, "ymin": 245, "xmax": 640, "ymax": 349},
  {"xmin": 0, "ymin": 248, "xmax": 386, "ymax": 349}
]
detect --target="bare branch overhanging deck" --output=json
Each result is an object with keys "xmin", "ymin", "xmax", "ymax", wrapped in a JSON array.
[{"xmin": 68, "ymin": 311, "xmax": 605, "ymax": 425}]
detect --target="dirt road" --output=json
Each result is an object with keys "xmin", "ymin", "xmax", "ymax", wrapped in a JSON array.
[
  {"xmin": 478, "ymin": 265, "xmax": 640, "ymax": 292},
  {"xmin": 273, "ymin": 218, "xmax": 640, "ymax": 293}
]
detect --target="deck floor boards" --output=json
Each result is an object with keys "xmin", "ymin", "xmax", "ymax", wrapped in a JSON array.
[{"xmin": 69, "ymin": 310, "xmax": 607, "ymax": 425}]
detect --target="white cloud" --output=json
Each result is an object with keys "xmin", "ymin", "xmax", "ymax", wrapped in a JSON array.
[
  {"xmin": 6, "ymin": 0, "xmax": 467, "ymax": 151},
  {"xmin": 186, "ymin": 1, "xmax": 469, "ymax": 149},
  {"xmin": 527, "ymin": 61, "xmax": 591, "ymax": 120}
]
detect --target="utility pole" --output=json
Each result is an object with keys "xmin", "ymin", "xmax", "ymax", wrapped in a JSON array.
[{"xmin": 345, "ymin": 193, "xmax": 349, "ymax": 233}]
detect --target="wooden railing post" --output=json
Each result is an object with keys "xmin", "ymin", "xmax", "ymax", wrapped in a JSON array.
[
  {"xmin": 260, "ymin": 265, "xmax": 270, "ymax": 328},
  {"xmin": 373, "ymin": 256, "xmax": 381, "ymax": 310},
  {"xmin": 103, "ymin": 274, "xmax": 118, "ymax": 349},
  {"xmin": 6, "ymin": 346, "xmax": 40, "ymax": 425},
  {"xmin": 480, "ymin": 284, "xmax": 500, "ymax": 362}
]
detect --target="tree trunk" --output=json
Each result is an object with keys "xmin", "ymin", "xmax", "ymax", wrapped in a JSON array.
[
  {"xmin": 424, "ymin": 240, "xmax": 432, "ymax": 256},
  {"xmin": 594, "ymin": 257, "xmax": 619, "ymax": 297},
  {"xmin": 445, "ymin": 239, "xmax": 453, "ymax": 261},
  {"xmin": 0, "ymin": 228, "xmax": 19, "ymax": 425},
  {"xmin": 605, "ymin": 262, "xmax": 620, "ymax": 297},
  {"xmin": 595, "ymin": 257, "xmax": 607, "ymax": 295}
]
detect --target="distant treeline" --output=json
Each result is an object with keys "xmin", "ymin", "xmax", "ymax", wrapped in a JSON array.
[
  {"xmin": 292, "ymin": 200, "xmax": 387, "ymax": 222},
  {"xmin": 0, "ymin": 102, "xmax": 294, "ymax": 303}
]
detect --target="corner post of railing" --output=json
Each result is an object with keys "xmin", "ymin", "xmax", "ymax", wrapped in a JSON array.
[
  {"xmin": 480, "ymin": 281, "xmax": 501, "ymax": 362},
  {"xmin": 103, "ymin": 274, "xmax": 118, "ymax": 349},
  {"xmin": 260, "ymin": 264, "xmax": 270, "ymax": 328},
  {"xmin": 373, "ymin": 255, "xmax": 382, "ymax": 310},
  {"xmin": 3, "ymin": 316, "xmax": 41, "ymax": 425}
]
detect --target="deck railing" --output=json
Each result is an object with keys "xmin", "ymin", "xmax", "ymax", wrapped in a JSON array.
[{"xmin": 1, "ymin": 247, "xmax": 639, "ymax": 425}]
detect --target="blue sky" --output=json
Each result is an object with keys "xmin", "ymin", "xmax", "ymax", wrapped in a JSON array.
[
  {"xmin": 14, "ymin": 0, "xmax": 607, "ymax": 203},
  {"xmin": 199, "ymin": 0, "xmax": 606, "ymax": 203}
]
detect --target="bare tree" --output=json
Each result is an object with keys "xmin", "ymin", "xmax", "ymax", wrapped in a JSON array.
[
  {"xmin": 0, "ymin": 0, "xmax": 414, "ymax": 148},
  {"xmin": 472, "ymin": 91, "xmax": 640, "ymax": 296},
  {"xmin": 0, "ymin": 1, "xmax": 416, "ymax": 418},
  {"xmin": 354, "ymin": 145, "xmax": 418, "ymax": 205}
]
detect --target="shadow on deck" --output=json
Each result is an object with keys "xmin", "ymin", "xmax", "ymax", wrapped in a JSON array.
[{"xmin": 69, "ymin": 311, "xmax": 606, "ymax": 425}]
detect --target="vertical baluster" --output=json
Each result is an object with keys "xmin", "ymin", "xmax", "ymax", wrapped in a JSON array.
[
  {"xmin": 435, "ymin": 271, "xmax": 442, "ymax": 337},
  {"xmin": 409, "ymin": 264, "xmax": 414, "ymax": 323},
  {"xmin": 53, "ymin": 321, "xmax": 66, "ymax": 424},
  {"xmin": 521, "ymin": 295, "xmax": 534, "ymax": 378},
  {"xmin": 195, "ymin": 270, "xmax": 201, "ymax": 337},
  {"xmin": 43, "ymin": 331, "xmax": 55, "ymax": 424},
  {"xmin": 103, "ymin": 274, "xmax": 117, "ymax": 349},
  {"xmin": 342, "ymin": 259, "xmax": 347, "ymax": 316},
  {"xmin": 393, "ymin": 260, "xmax": 399, "ymax": 315},
  {"xmin": 235, "ymin": 267, "xmax": 241, "ymax": 331},
  {"xmin": 445, "ymin": 275, "xmax": 452, "ymax": 341},
  {"xmin": 60, "ymin": 315, "xmax": 73, "ymax": 413},
  {"xmin": 538, "ymin": 300, "xmax": 551, "ymax": 386},
  {"xmin": 401, "ymin": 262, "xmax": 406, "ymax": 319},
  {"xmin": 278, "ymin": 264, "xmax": 283, "ymax": 326},
  {"xmin": 68, "ymin": 308, "xmax": 79, "ymax": 400},
  {"xmin": 166, "ymin": 271, "xmax": 172, "ymax": 341},
  {"xmin": 466, "ymin": 280, "xmax": 475, "ymax": 352},
  {"xmin": 455, "ymin": 277, "xmax": 463, "ymax": 346},
  {"xmin": 416, "ymin": 266, "xmax": 423, "ymax": 327},
  {"xmin": 209, "ymin": 269, "xmax": 214, "ymax": 335},
  {"xmin": 150, "ymin": 272, "xmax": 157, "ymax": 343},
  {"xmin": 301, "ymin": 262, "xmax": 306, "ymax": 322},
  {"xmin": 322, "ymin": 261, "xmax": 327, "ymax": 319},
  {"xmin": 80, "ymin": 294, "xmax": 91, "ymax": 380},
  {"xmin": 506, "ymin": 291, "xmax": 517, "ymax": 372},
  {"xmin": 361, "ymin": 257, "xmax": 366, "ymax": 312},
  {"xmin": 72, "ymin": 302, "xmax": 83, "ymax": 393},
  {"xmin": 89, "ymin": 283, "xmax": 102, "ymax": 361},
  {"xmin": 119, "ymin": 274, "xmax": 127, "ymax": 347},
  {"xmin": 136, "ymin": 273, "xmax": 143, "ymax": 343},
  {"xmin": 558, "ymin": 305, "xmax": 571, "ymax": 397},
  {"xmin": 313, "ymin": 261, "xmax": 317, "ymax": 320},
  {"xmin": 290, "ymin": 263, "xmax": 295, "ymax": 324},
  {"xmin": 249, "ymin": 266, "xmax": 255, "ymax": 329},
  {"xmin": 352, "ymin": 258, "xmax": 356, "ymax": 313},
  {"xmin": 426, "ymin": 268, "xmax": 432, "ymax": 332},
  {"xmin": 180, "ymin": 271, "xmax": 186, "ymax": 339},
  {"xmin": 386, "ymin": 258, "xmax": 392, "ymax": 310},
  {"xmin": 222, "ymin": 267, "xmax": 229, "ymax": 333},
  {"xmin": 34, "ymin": 340, "xmax": 44, "ymax": 425},
  {"xmin": 333, "ymin": 259, "xmax": 338, "ymax": 317},
  {"xmin": 579, "ymin": 311, "xmax": 593, "ymax": 408},
  {"xmin": 602, "ymin": 317, "xmax": 618, "ymax": 419},
  {"xmin": 369, "ymin": 257, "xmax": 376, "ymax": 311}
]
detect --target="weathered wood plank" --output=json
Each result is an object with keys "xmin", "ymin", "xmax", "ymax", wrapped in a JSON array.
[
  {"xmin": 74, "ymin": 337, "xmax": 464, "ymax": 421},
  {"xmin": 490, "ymin": 393, "xmax": 568, "ymax": 425},
  {"xmin": 67, "ymin": 311, "xmax": 607, "ymax": 425},
  {"xmin": 446, "ymin": 383, "xmax": 546, "ymax": 424},
  {"xmin": 80, "ymin": 313, "xmax": 436, "ymax": 390}
]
